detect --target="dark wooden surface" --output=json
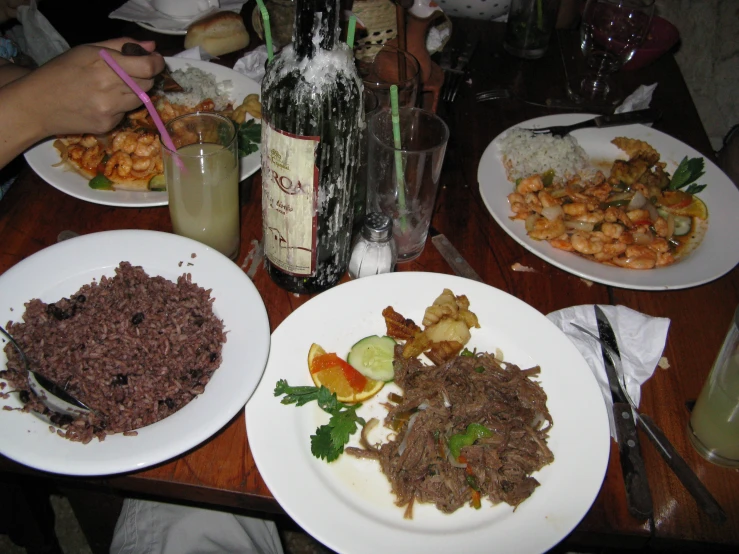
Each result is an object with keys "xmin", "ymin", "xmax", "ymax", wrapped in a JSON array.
[{"xmin": 1, "ymin": 14, "xmax": 738, "ymax": 553}]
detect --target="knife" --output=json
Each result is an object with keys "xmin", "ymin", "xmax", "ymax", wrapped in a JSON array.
[
  {"xmin": 574, "ymin": 315, "xmax": 728, "ymax": 524},
  {"xmin": 594, "ymin": 305, "xmax": 654, "ymax": 520},
  {"xmin": 428, "ymin": 227, "xmax": 483, "ymax": 282}
]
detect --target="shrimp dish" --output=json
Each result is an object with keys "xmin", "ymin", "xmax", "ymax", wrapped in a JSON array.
[
  {"xmin": 52, "ymin": 67, "xmax": 262, "ymax": 193},
  {"xmin": 505, "ymin": 134, "xmax": 709, "ymax": 270}
]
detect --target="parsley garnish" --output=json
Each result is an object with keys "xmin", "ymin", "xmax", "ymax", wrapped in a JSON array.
[
  {"xmin": 274, "ymin": 380, "xmax": 366, "ymax": 462},
  {"xmin": 237, "ymin": 119, "xmax": 262, "ymax": 158},
  {"xmin": 669, "ymin": 156, "xmax": 707, "ymax": 194}
]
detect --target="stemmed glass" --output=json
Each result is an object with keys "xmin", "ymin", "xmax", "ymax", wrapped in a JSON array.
[{"xmin": 573, "ymin": 0, "xmax": 655, "ymax": 105}]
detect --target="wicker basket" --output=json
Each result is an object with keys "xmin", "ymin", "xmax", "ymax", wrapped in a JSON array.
[{"xmin": 352, "ymin": 0, "xmax": 398, "ymax": 61}]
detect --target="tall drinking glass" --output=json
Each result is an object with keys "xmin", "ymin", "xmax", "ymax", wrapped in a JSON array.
[
  {"xmin": 366, "ymin": 107, "xmax": 449, "ymax": 262},
  {"xmin": 688, "ymin": 305, "xmax": 739, "ymax": 468},
  {"xmin": 574, "ymin": 0, "xmax": 654, "ymax": 104},
  {"xmin": 357, "ymin": 45, "xmax": 421, "ymax": 109},
  {"xmin": 162, "ymin": 112, "xmax": 240, "ymax": 260}
]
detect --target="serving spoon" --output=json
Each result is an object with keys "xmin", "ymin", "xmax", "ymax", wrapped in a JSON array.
[{"xmin": 0, "ymin": 324, "xmax": 92, "ymax": 419}]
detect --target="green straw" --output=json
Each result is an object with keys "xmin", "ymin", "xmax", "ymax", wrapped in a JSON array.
[
  {"xmin": 347, "ymin": 15, "xmax": 357, "ymax": 48},
  {"xmin": 390, "ymin": 85, "xmax": 408, "ymax": 233},
  {"xmin": 255, "ymin": 0, "xmax": 274, "ymax": 62}
]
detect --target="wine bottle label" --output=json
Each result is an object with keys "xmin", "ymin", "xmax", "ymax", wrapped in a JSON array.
[{"xmin": 262, "ymin": 123, "xmax": 320, "ymax": 277}]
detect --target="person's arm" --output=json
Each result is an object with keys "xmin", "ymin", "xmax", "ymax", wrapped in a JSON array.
[
  {"xmin": 0, "ymin": 38, "xmax": 164, "ymax": 170},
  {"xmin": 0, "ymin": 58, "xmax": 32, "ymax": 87}
]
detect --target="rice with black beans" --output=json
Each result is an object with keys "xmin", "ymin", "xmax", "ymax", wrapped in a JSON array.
[{"xmin": 0, "ymin": 262, "xmax": 225, "ymax": 444}]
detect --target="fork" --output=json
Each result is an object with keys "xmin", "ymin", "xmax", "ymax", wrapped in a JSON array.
[
  {"xmin": 521, "ymin": 108, "xmax": 662, "ymax": 137},
  {"xmin": 440, "ymin": 40, "xmax": 478, "ymax": 103}
]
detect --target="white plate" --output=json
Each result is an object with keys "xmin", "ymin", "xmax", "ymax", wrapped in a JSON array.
[
  {"xmin": 0, "ymin": 230, "xmax": 270, "ymax": 476},
  {"xmin": 478, "ymin": 113, "xmax": 739, "ymax": 290},
  {"xmin": 24, "ymin": 58, "xmax": 261, "ymax": 208},
  {"xmin": 136, "ymin": 20, "xmax": 187, "ymax": 36},
  {"xmin": 246, "ymin": 272, "xmax": 610, "ymax": 554}
]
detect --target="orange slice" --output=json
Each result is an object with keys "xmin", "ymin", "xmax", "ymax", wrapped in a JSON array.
[
  {"xmin": 671, "ymin": 196, "xmax": 708, "ymax": 220},
  {"xmin": 308, "ymin": 343, "xmax": 384, "ymax": 404}
]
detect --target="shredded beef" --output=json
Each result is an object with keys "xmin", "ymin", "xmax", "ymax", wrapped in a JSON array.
[{"xmin": 348, "ymin": 345, "xmax": 554, "ymax": 516}]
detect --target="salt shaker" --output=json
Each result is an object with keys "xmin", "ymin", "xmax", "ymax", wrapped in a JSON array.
[{"xmin": 348, "ymin": 212, "xmax": 397, "ymax": 279}]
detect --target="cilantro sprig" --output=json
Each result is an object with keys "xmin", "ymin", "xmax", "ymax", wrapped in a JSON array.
[
  {"xmin": 275, "ymin": 380, "xmax": 366, "ymax": 462},
  {"xmin": 669, "ymin": 156, "xmax": 707, "ymax": 195},
  {"xmin": 237, "ymin": 119, "xmax": 262, "ymax": 158}
]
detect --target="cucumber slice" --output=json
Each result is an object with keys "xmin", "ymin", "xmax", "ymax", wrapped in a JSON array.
[
  {"xmin": 89, "ymin": 174, "xmax": 113, "ymax": 190},
  {"xmin": 347, "ymin": 335, "xmax": 397, "ymax": 381},
  {"xmin": 148, "ymin": 174, "xmax": 167, "ymax": 191}
]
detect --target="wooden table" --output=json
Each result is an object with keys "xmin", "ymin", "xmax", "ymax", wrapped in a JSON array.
[{"xmin": 1, "ymin": 15, "xmax": 738, "ymax": 554}]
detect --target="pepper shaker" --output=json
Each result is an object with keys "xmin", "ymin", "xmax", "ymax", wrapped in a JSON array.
[{"xmin": 348, "ymin": 212, "xmax": 397, "ymax": 279}]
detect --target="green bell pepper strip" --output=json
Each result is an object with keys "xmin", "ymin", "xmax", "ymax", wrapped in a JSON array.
[{"xmin": 448, "ymin": 423, "xmax": 493, "ymax": 458}]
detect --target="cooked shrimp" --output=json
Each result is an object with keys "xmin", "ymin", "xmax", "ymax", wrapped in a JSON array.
[
  {"xmin": 572, "ymin": 210, "xmax": 605, "ymax": 224},
  {"xmin": 549, "ymin": 234, "xmax": 574, "ymax": 251},
  {"xmin": 105, "ymin": 152, "xmax": 132, "ymax": 178},
  {"xmin": 67, "ymin": 145, "xmax": 84, "ymax": 161},
  {"xmin": 131, "ymin": 155, "xmax": 154, "ymax": 172},
  {"xmin": 516, "ymin": 175, "xmax": 544, "ymax": 194},
  {"xmin": 563, "ymin": 202, "xmax": 588, "ymax": 216},
  {"xmin": 594, "ymin": 242, "xmax": 627, "ymax": 261},
  {"xmin": 648, "ymin": 237, "xmax": 670, "ymax": 253},
  {"xmin": 571, "ymin": 231, "xmax": 604, "ymax": 255},
  {"xmin": 656, "ymin": 252, "xmax": 675, "ymax": 267},
  {"xmin": 625, "ymin": 245, "xmax": 658, "ymax": 261},
  {"xmin": 508, "ymin": 193, "xmax": 530, "ymax": 217},
  {"xmin": 538, "ymin": 190, "xmax": 560, "ymax": 208},
  {"xmin": 134, "ymin": 134, "xmax": 160, "ymax": 157},
  {"xmin": 525, "ymin": 192, "xmax": 543, "ymax": 212},
  {"xmin": 602, "ymin": 222, "xmax": 625, "ymax": 239},
  {"xmin": 528, "ymin": 216, "xmax": 566, "ymax": 241},
  {"xmin": 626, "ymin": 209, "xmax": 650, "ymax": 224},
  {"xmin": 652, "ymin": 216, "xmax": 669, "ymax": 238},
  {"xmin": 79, "ymin": 134, "xmax": 99, "ymax": 148},
  {"xmin": 112, "ymin": 131, "xmax": 139, "ymax": 154},
  {"xmin": 81, "ymin": 144, "xmax": 104, "ymax": 170}
]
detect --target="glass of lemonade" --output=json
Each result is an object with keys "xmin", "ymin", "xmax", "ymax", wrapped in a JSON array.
[
  {"xmin": 688, "ymin": 305, "xmax": 739, "ymax": 468},
  {"xmin": 162, "ymin": 112, "xmax": 240, "ymax": 260}
]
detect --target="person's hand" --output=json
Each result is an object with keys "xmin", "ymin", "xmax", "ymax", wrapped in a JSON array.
[
  {"xmin": 0, "ymin": 0, "xmax": 30, "ymax": 24},
  {"xmin": 13, "ymin": 38, "xmax": 165, "ymax": 138}
]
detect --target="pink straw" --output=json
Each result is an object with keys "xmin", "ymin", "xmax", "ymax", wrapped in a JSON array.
[{"xmin": 98, "ymin": 49, "xmax": 185, "ymax": 171}]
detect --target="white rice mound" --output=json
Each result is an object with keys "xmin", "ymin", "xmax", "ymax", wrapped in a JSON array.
[
  {"xmin": 498, "ymin": 128, "xmax": 589, "ymax": 185},
  {"xmin": 163, "ymin": 66, "xmax": 233, "ymax": 111}
]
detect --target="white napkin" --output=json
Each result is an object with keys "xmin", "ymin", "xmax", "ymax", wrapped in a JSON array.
[
  {"xmin": 109, "ymin": 0, "xmax": 247, "ymax": 33},
  {"xmin": 6, "ymin": 0, "xmax": 69, "ymax": 65},
  {"xmin": 614, "ymin": 83, "xmax": 657, "ymax": 114},
  {"xmin": 233, "ymin": 44, "xmax": 268, "ymax": 84},
  {"xmin": 547, "ymin": 304, "xmax": 670, "ymax": 440}
]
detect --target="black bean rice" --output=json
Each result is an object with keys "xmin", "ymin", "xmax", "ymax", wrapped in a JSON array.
[{"xmin": 0, "ymin": 262, "xmax": 225, "ymax": 443}]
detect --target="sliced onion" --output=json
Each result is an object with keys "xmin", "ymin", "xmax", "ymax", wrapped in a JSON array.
[
  {"xmin": 633, "ymin": 231, "xmax": 653, "ymax": 245},
  {"xmin": 564, "ymin": 220, "xmax": 595, "ymax": 232},
  {"xmin": 397, "ymin": 412, "xmax": 419, "ymax": 457},
  {"xmin": 627, "ymin": 191, "xmax": 647, "ymax": 210},
  {"xmin": 446, "ymin": 447, "xmax": 468, "ymax": 469},
  {"xmin": 666, "ymin": 213, "xmax": 675, "ymax": 239},
  {"xmin": 525, "ymin": 213, "xmax": 540, "ymax": 233},
  {"xmin": 440, "ymin": 390, "xmax": 451, "ymax": 408},
  {"xmin": 359, "ymin": 418, "xmax": 381, "ymax": 452},
  {"xmin": 644, "ymin": 201, "xmax": 659, "ymax": 222},
  {"xmin": 51, "ymin": 139, "xmax": 68, "ymax": 167},
  {"xmin": 541, "ymin": 205, "xmax": 564, "ymax": 221}
]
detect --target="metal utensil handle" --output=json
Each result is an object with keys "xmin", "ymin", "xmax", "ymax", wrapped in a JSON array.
[
  {"xmin": 613, "ymin": 400, "xmax": 654, "ymax": 519},
  {"xmin": 594, "ymin": 108, "xmax": 662, "ymax": 128},
  {"xmin": 638, "ymin": 414, "xmax": 727, "ymax": 524}
]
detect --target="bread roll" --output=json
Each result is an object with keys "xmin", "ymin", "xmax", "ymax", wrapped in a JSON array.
[{"xmin": 185, "ymin": 11, "xmax": 250, "ymax": 56}]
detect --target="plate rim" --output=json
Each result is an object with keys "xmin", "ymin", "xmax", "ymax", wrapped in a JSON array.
[
  {"xmin": 0, "ymin": 229, "xmax": 270, "ymax": 476},
  {"xmin": 477, "ymin": 113, "xmax": 739, "ymax": 290},
  {"xmin": 23, "ymin": 58, "xmax": 261, "ymax": 208},
  {"xmin": 245, "ymin": 272, "xmax": 611, "ymax": 554}
]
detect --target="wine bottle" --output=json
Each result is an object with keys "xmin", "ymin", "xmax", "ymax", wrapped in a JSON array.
[{"xmin": 260, "ymin": 0, "xmax": 364, "ymax": 294}]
